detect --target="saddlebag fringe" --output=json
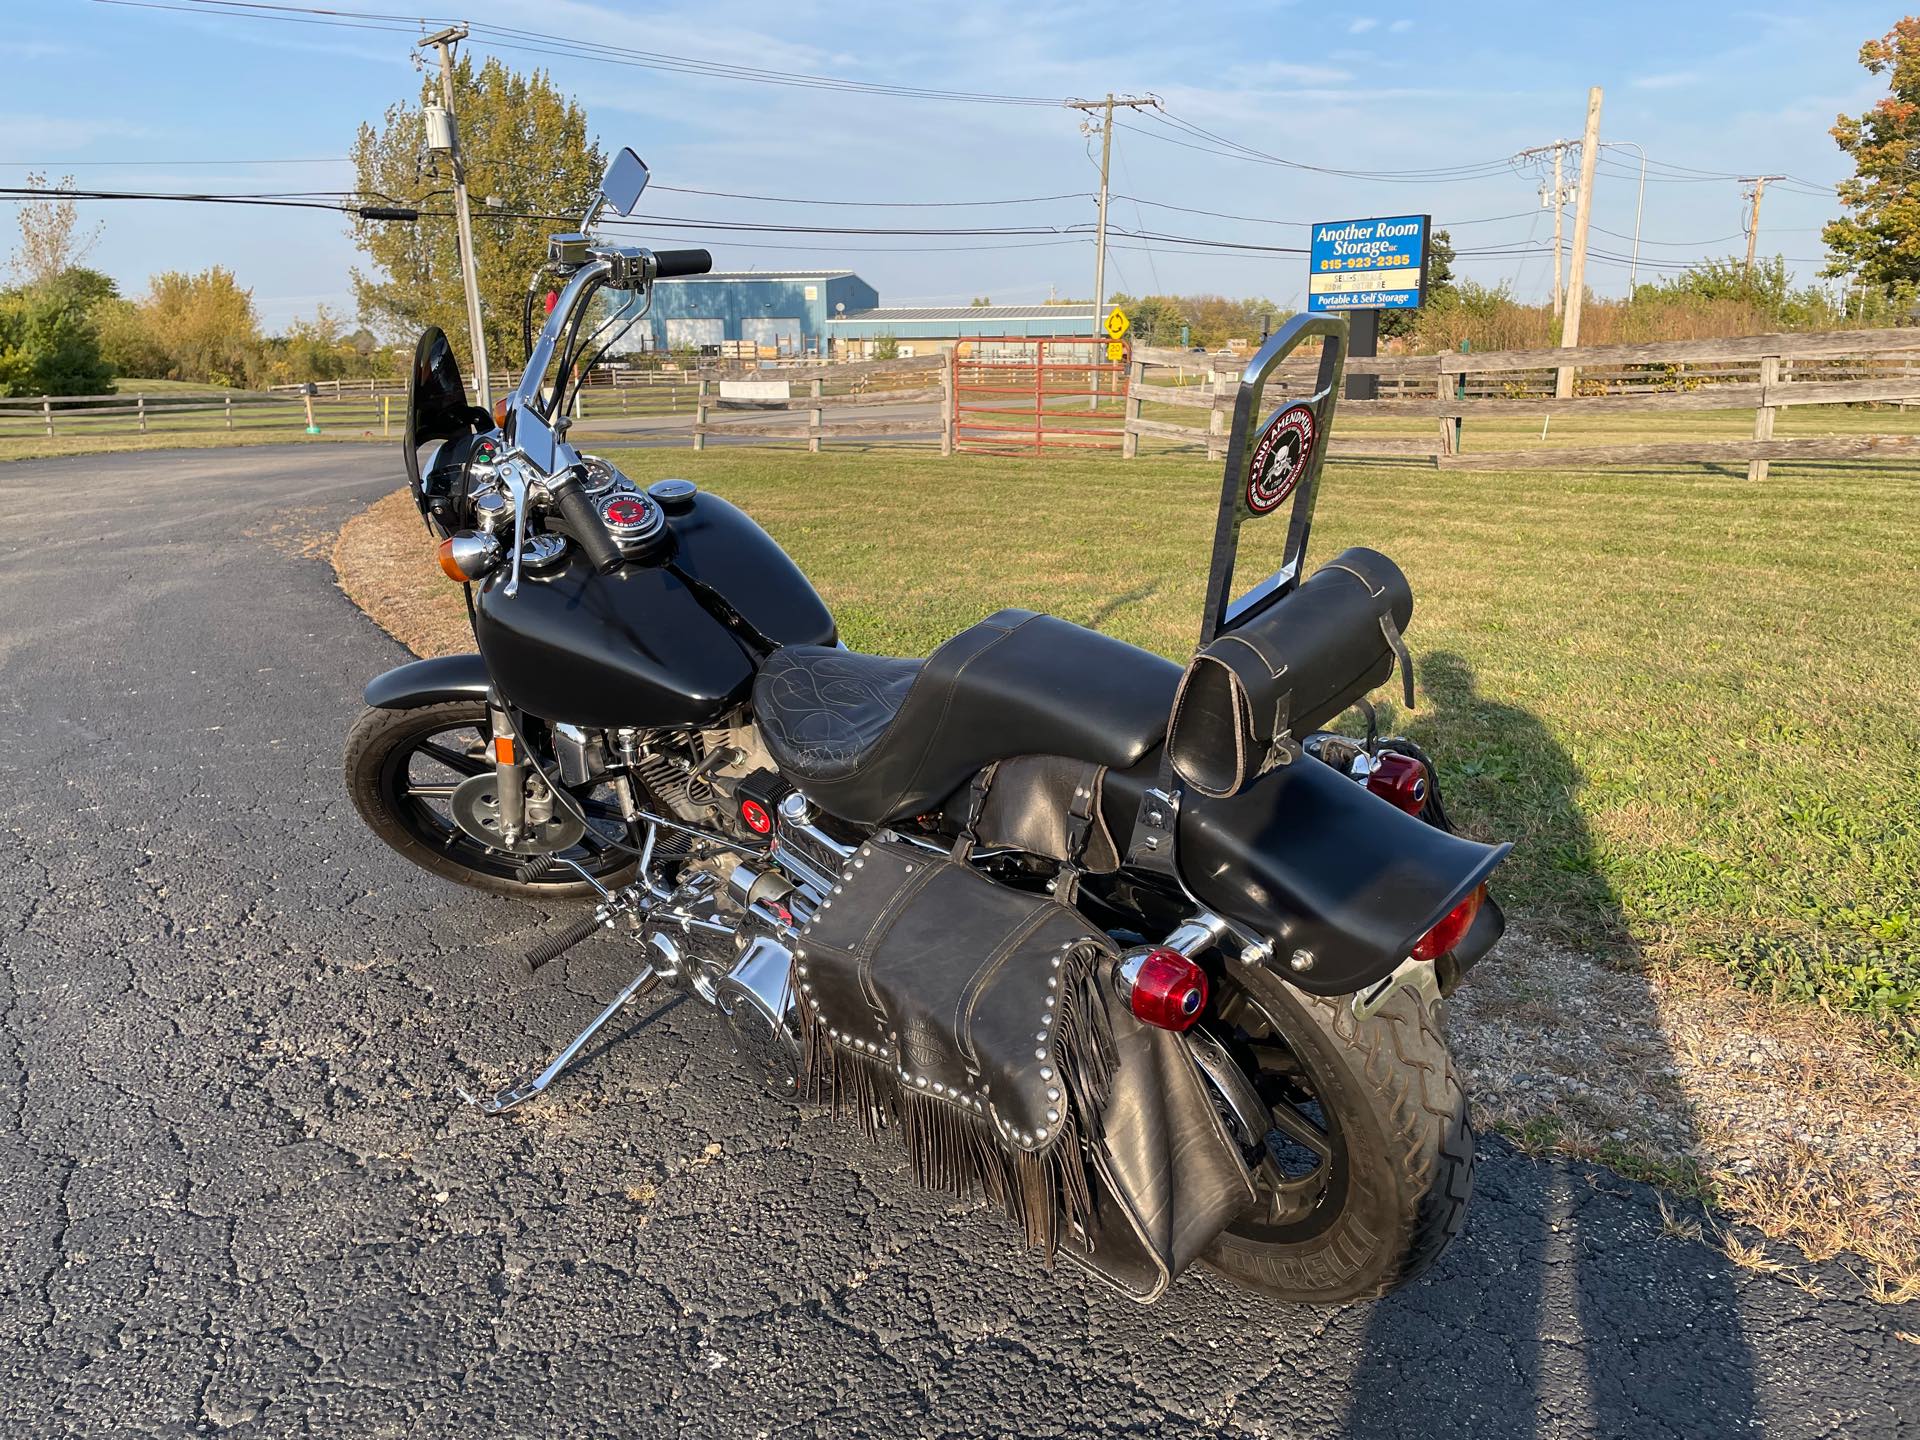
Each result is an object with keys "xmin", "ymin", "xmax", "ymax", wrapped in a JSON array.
[
  {"xmin": 791, "ymin": 836, "xmax": 1252, "ymax": 1301},
  {"xmin": 796, "ymin": 933, "xmax": 1115, "ymax": 1260}
]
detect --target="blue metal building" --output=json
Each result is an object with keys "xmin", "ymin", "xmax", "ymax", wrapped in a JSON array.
[{"xmin": 640, "ymin": 270, "xmax": 878, "ymax": 356}]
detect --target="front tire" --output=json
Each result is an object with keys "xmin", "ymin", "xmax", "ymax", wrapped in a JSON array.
[
  {"xmin": 344, "ymin": 700, "xmax": 636, "ymax": 898},
  {"xmin": 1201, "ymin": 959, "xmax": 1474, "ymax": 1304}
]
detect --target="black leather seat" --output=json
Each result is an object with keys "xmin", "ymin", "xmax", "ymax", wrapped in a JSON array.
[{"xmin": 753, "ymin": 608, "xmax": 1181, "ymax": 826}]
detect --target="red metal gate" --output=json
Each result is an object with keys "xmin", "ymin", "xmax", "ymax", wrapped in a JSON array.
[{"xmin": 949, "ymin": 336, "xmax": 1131, "ymax": 454}]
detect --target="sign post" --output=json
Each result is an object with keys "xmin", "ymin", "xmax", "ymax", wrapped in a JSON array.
[
  {"xmin": 1307, "ymin": 214, "xmax": 1430, "ymax": 403},
  {"xmin": 1099, "ymin": 307, "xmax": 1130, "ymax": 405}
]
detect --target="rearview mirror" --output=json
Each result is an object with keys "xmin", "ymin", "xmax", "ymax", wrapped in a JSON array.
[{"xmin": 599, "ymin": 148, "xmax": 649, "ymax": 216}]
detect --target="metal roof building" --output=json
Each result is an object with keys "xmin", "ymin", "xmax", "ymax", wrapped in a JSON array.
[
  {"xmin": 827, "ymin": 304, "xmax": 1099, "ymax": 356},
  {"xmin": 640, "ymin": 270, "xmax": 879, "ymax": 357}
]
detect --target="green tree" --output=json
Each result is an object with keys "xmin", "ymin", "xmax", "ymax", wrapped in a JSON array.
[
  {"xmin": 349, "ymin": 56, "xmax": 605, "ymax": 374},
  {"xmin": 871, "ymin": 332, "xmax": 900, "ymax": 360},
  {"xmin": 140, "ymin": 267, "xmax": 260, "ymax": 386},
  {"xmin": 43, "ymin": 266, "xmax": 118, "ymax": 311},
  {"xmin": 0, "ymin": 282, "xmax": 112, "ymax": 396},
  {"xmin": 1380, "ymin": 228, "xmax": 1454, "ymax": 340},
  {"xmin": 1824, "ymin": 18, "xmax": 1920, "ymax": 291},
  {"xmin": 93, "ymin": 294, "xmax": 168, "ymax": 379},
  {"xmin": 1106, "ymin": 292, "xmax": 1189, "ymax": 345}
]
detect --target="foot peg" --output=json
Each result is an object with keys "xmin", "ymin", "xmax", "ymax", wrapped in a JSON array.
[{"xmin": 525, "ymin": 912, "xmax": 607, "ymax": 971}]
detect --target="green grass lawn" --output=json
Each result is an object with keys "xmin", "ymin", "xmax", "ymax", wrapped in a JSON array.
[{"xmin": 584, "ymin": 444, "xmax": 1920, "ymax": 1055}]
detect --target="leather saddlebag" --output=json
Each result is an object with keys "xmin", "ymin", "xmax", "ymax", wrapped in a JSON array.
[
  {"xmin": 795, "ymin": 838, "xmax": 1254, "ymax": 1302},
  {"xmin": 961, "ymin": 755, "xmax": 1121, "ymax": 872},
  {"xmin": 1166, "ymin": 546, "xmax": 1414, "ymax": 799}
]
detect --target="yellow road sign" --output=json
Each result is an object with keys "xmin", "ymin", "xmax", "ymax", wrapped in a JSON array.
[
  {"xmin": 1105, "ymin": 340, "xmax": 1125, "ymax": 363},
  {"xmin": 1104, "ymin": 306, "xmax": 1130, "ymax": 339}
]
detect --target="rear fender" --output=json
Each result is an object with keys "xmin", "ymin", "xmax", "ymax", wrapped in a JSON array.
[
  {"xmin": 1172, "ymin": 756, "xmax": 1510, "ymax": 997},
  {"xmin": 363, "ymin": 653, "xmax": 492, "ymax": 710}
]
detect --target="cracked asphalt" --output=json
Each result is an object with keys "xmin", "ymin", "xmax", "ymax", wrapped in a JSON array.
[{"xmin": 1, "ymin": 445, "xmax": 1913, "ymax": 1439}]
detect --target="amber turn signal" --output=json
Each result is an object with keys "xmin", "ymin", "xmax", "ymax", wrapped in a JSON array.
[{"xmin": 436, "ymin": 530, "xmax": 503, "ymax": 584}]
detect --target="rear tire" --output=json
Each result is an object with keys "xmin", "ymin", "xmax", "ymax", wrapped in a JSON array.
[
  {"xmin": 1201, "ymin": 959, "xmax": 1474, "ymax": 1304},
  {"xmin": 344, "ymin": 700, "xmax": 637, "ymax": 898}
]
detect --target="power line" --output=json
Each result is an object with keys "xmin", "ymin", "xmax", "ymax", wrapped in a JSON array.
[
  {"xmin": 650, "ymin": 184, "xmax": 1091, "ymax": 209},
  {"xmin": 1119, "ymin": 113, "xmax": 1517, "ymax": 183},
  {"xmin": 1147, "ymin": 109, "xmax": 1520, "ymax": 180},
  {"xmin": 2, "ymin": 184, "xmax": 1832, "ymax": 271},
  {"xmin": 98, "ymin": 0, "xmax": 1074, "ymax": 105}
]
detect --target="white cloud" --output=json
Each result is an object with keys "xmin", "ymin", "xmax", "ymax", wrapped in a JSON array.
[
  {"xmin": 1348, "ymin": 17, "xmax": 1378, "ymax": 33},
  {"xmin": 1632, "ymin": 71, "xmax": 1701, "ymax": 90},
  {"xmin": 0, "ymin": 40, "xmax": 79, "ymax": 61},
  {"xmin": 1389, "ymin": 18, "xmax": 1414, "ymax": 33},
  {"xmin": 0, "ymin": 113, "xmax": 155, "ymax": 152}
]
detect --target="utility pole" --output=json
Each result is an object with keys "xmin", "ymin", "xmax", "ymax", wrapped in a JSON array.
[
  {"xmin": 1558, "ymin": 86, "xmax": 1604, "ymax": 399},
  {"xmin": 1066, "ymin": 93, "xmax": 1157, "ymax": 372},
  {"xmin": 1516, "ymin": 139, "xmax": 1578, "ymax": 318},
  {"xmin": 1741, "ymin": 175, "xmax": 1785, "ymax": 277},
  {"xmin": 1551, "ymin": 144, "xmax": 1565, "ymax": 319},
  {"xmin": 419, "ymin": 23, "xmax": 491, "ymax": 410}
]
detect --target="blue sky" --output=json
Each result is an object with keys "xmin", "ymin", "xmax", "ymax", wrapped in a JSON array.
[{"xmin": 2, "ymin": 0, "xmax": 1896, "ymax": 330}]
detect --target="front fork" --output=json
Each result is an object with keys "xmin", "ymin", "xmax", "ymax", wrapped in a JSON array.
[{"xmin": 487, "ymin": 702, "xmax": 555, "ymax": 846}]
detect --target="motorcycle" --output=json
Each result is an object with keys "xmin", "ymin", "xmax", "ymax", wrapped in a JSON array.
[{"xmin": 345, "ymin": 148, "xmax": 1510, "ymax": 1305}]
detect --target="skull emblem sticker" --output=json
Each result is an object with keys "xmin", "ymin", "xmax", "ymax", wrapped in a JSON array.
[{"xmin": 1246, "ymin": 403, "xmax": 1317, "ymax": 516}]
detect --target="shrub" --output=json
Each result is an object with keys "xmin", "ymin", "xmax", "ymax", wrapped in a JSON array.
[{"xmin": 0, "ymin": 281, "xmax": 113, "ymax": 396}]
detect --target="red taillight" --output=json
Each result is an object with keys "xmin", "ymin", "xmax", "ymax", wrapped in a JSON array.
[
  {"xmin": 1367, "ymin": 752, "xmax": 1428, "ymax": 816},
  {"xmin": 1116, "ymin": 947, "xmax": 1208, "ymax": 1031},
  {"xmin": 739, "ymin": 798, "xmax": 772, "ymax": 835},
  {"xmin": 1412, "ymin": 885, "xmax": 1484, "ymax": 962}
]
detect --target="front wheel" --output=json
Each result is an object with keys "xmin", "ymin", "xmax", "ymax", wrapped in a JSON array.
[
  {"xmin": 1200, "ymin": 958, "xmax": 1474, "ymax": 1303},
  {"xmin": 344, "ymin": 699, "xmax": 637, "ymax": 897}
]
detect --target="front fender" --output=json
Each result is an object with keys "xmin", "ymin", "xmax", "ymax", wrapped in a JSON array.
[
  {"xmin": 363, "ymin": 653, "xmax": 492, "ymax": 710},
  {"xmin": 1174, "ymin": 757, "xmax": 1510, "ymax": 997}
]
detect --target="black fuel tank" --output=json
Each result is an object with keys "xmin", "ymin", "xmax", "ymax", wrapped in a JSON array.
[{"xmin": 474, "ymin": 491, "xmax": 835, "ymax": 728}]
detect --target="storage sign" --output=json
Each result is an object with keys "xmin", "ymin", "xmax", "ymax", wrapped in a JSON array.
[{"xmin": 1307, "ymin": 214, "xmax": 1430, "ymax": 312}]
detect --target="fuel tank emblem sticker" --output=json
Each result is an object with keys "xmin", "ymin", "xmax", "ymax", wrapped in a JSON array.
[{"xmin": 1246, "ymin": 403, "xmax": 1317, "ymax": 516}]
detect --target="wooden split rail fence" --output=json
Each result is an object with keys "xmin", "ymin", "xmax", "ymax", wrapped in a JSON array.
[
  {"xmin": 691, "ymin": 353, "xmax": 952, "ymax": 453},
  {"xmin": 9, "ymin": 329, "xmax": 1919, "ymax": 471},
  {"xmin": 0, "ymin": 389, "xmax": 405, "ymax": 440},
  {"xmin": 1126, "ymin": 328, "xmax": 1920, "ymax": 476}
]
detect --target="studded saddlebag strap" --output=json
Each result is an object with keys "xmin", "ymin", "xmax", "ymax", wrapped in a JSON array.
[{"xmin": 794, "ymin": 838, "xmax": 1253, "ymax": 1301}]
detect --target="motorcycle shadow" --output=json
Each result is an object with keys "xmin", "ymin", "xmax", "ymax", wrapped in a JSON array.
[{"xmin": 1342, "ymin": 652, "xmax": 1758, "ymax": 1438}]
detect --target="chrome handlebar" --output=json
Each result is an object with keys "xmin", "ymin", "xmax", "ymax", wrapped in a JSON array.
[{"xmin": 492, "ymin": 243, "xmax": 661, "ymax": 593}]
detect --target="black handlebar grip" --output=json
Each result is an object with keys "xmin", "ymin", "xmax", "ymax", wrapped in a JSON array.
[
  {"xmin": 549, "ymin": 474, "xmax": 624, "ymax": 573},
  {"xmin": 653, "ymin": 248, "xmax": 713, "ymax": 279}
]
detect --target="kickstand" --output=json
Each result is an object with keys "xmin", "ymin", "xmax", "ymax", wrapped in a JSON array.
[{"xmin": 483, "ymin": 960, "xmax": 662, "ymax": 1113}]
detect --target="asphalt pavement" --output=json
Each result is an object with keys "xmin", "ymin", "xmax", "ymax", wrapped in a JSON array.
[{"xmin": 0, "ymin": 445, "xmax": 1913, "ymax": 1438}]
